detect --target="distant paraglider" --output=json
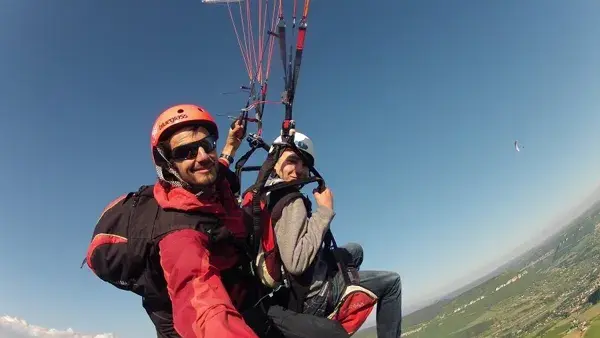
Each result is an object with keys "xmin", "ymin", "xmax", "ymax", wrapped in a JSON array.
[{"xmin": 514, "ymin": 140, "xmax": 524, "ymax": 152}]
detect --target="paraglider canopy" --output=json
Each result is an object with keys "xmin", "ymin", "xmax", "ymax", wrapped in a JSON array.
[{"xmin": 514, "ymin": 140, "xmax": 524, "ymax": 152}]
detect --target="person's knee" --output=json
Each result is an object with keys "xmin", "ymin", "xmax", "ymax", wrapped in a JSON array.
[
  {"xmin": 342, "ymin": 242, "xmax": 364, "ymax": 267},
  {"xmin": 386, "ymin": 271, "xmax": 402, "ymax": 295}
]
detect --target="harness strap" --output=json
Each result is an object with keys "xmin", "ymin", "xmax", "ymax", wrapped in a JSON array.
[
  {"xmin": 323, "ymin": 232, "xmax": 352, "ymax": 286},
  {"xmin": 233, "ymin": 134, "xmax": 270, "ymax": 198},
  {"xmin": 269, "ymin": 191, "xmax": 314, "ymax": 312}
]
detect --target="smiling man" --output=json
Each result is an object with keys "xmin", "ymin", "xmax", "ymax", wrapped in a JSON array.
[
  {"xmin": 165, "ymin": 126, "xmax": 220, "ymax": 186},
  {"xmin": 85, "ymin": 104, "xmax": 258, "ymax": 338}
]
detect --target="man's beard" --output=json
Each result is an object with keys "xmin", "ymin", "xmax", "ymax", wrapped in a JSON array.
[{"xmin": 189, "ymin": 165, "xmax": 219, "ymax": 195}]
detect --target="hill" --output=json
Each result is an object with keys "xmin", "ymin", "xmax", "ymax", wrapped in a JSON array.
[{"xmin": 355, "ymin": 199, "xmax": 600, "ymax": 337}]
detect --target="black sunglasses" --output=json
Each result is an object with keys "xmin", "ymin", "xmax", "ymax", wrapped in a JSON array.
[{"xmin": 169, "ymin": 135, "xmax": 217, "ymax": 162}]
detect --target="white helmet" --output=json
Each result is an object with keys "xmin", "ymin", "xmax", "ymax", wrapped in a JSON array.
[{"xmin": 271, "ymin": 132, "xmax": 315, "ymax": 166}]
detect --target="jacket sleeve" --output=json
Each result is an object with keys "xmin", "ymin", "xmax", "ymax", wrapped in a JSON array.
[
  {"xmin": 158, "ymin": 229, "xmax": 258, "ymax": 338},
  {"xmin": 274, "ymin": 197, "xmax": 335, "ymax": 275},
  {"xmin": 218, "ymin": 158, "xmax": 231, "ymax": 167}
]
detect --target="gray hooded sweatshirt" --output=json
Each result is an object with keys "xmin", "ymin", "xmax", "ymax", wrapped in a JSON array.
[{"xmin": 265, "ymin": 177, "xmax": 336, "ymax": 298}]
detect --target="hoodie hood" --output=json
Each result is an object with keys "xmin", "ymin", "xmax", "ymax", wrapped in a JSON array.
[
  {"xmin": 265, "ymin": 176, "xmax": 285, "ymax": 187},
  {"xmin": 264, "ymin": 177, "xmax": 284, "ymax": 198}
]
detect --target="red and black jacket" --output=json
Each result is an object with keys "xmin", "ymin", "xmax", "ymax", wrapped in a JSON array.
[{"xmin": 85, "ymin": 160, "xmax": 258, "ymax": 338}]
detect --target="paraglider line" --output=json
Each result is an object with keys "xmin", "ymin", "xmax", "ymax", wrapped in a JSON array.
[{"xmin": 226, "ymin": 2, "xmax": 252, "ymax": 79}]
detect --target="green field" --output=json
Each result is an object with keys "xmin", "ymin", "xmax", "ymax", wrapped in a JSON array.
[{"xmin": 355, "ymin": 201, "xmax": 600, "ymax": 338}]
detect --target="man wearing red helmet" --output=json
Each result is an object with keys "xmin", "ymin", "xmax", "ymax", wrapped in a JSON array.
[{"xmin": 85, "ymin": 104, "xmax": 259, "ymax": 338}]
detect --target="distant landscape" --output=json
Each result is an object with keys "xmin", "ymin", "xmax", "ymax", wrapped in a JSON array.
[{"xmin": 355, "ymin": 199, "xmax": 600, "ymax": 338}]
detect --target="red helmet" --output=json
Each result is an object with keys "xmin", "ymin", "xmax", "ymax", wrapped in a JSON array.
[
  {"xmin": 151, "ymin": 104, "xmax": 218, "ymax": 148},
  {"xmin": 150, "ymin": 104, "xmax": 218, "ymax": 177}
]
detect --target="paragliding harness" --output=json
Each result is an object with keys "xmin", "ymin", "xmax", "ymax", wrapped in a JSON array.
[
  {"xmin": 80, "ymin": 179, "xmax": 256, "ymax": 316},
  {"xmin": 236, "ymin": 124, "xmax": 378, "ymax": 335}
]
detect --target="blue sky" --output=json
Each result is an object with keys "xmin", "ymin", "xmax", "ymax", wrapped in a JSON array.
[{"xmin": 1, "ymin": 0, "xmax": 600, "ymax": 336}]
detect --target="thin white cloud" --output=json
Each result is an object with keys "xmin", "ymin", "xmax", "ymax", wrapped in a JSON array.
[{"xmin": 0, "ymin": 315, "xmax": 115, "ymax": 338}]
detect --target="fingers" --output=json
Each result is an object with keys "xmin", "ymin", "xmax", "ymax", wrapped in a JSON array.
[
  {"xmin": 230, "ymin": 119, "xmax": 245, "ymax": 139},
  {"xmin": 234, "ymin": 128, "xmax": 244, "ymax": 139},
  {"xmin": 230, "ymin": 118, "xmax": 244, "ymax": 130},
  {"xmin": 313, "ymin": 183, "xmax": 326, "ymax": 194}
]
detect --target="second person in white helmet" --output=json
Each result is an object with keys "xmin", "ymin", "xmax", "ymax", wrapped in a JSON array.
[
  {"xmin": 267, "ymin": 131, "xmax": 334, "ymax": 298},
  {"xmin": 265, "ymin": 131, "xmax": 403, "ymax": 338}
]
